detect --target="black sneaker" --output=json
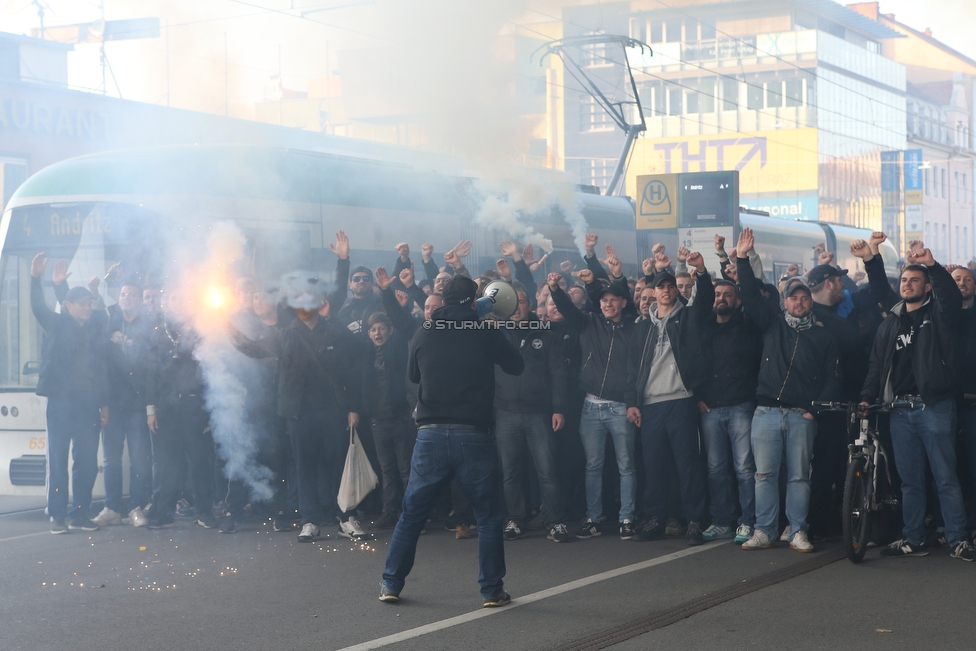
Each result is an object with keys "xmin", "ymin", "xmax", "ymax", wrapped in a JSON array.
[
  {"xmin": 575, "ymin": 519, "xmax": 602, "ymax": 539},
  {"xmin": 273, "ymin": 511, "xmax": 299, "ymax": 532},
  {"xmin": 148, "ymin": 514, "xmax": 175, "ymax": 529},
  {"xmin": 68, "ymin": 517, "xmax": 99, "ymax": 531},
  {"xmin": 686, "ymin": 521, "xmax": 704, "ymax": 546},
  {"xmin": 503, "ymin": 520, "xmax": 525, "ymax": 541},
  {"xmin": 195, "ymin": 512, "xmax": 217, "ymax": 529},
  {"xmin": 634, "ymin": 518, "xmax": 665, "ymax": 542},
  {"xmin": 370, "ymin": 512, "xmax": 399, "ymax": 530},
  {"xmin": 620, "ymin": 520, "xmax": 635, "ymax": 540},
  {"xmin": 548, "ymin": 523, "xmax": 574, "ymax": 543},
  {"xmin": 950, "ymin": 540, "xmax": 975, "ymax": 562},
  {"xmin": 880, "ymin": 539, "xmax": 929, "ymax": 558},
  {"xmin": 483, "ymin": 591, "xmax": 512, "ymax": 608},
  {"xmin": 219, "ymin": 515, "xmax": 237, "ymax": 534},
  {"xmin": 175, "ymin": 499, "xmax": 193, "ymax": 518},
  {"xmin": 50, "ymin": 518, "xmax": 69, "ymax": 534},
  {"xmin": 378, "ymin": 584, "xmax": 400, "ymax": 603}
]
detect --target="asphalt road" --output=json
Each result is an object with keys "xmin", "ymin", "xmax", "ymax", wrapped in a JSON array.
[{"xmin": 1, "ymin": 507, "xmax": 973, "ymax": 651}]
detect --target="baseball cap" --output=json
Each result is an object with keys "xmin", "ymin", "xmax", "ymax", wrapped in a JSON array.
[
  {"xmin": 64, "ymin": 286, "xmax": 94, "ymax": 303},
  {"xmin": 596, "ymin": 279, "xmax": 629, "ymax": 299},
  {"xmin": 783, "ymin": 277, "xmax": 811, "ymax": 297},
  {"xmin": 807, "ymin": 264, "xmax": 848, "ymax": 287},
  {"xmin": 650, "ymin": 271, "xmax": 677, "ymax": 288},
  {"xmin": 442, "ymin": 276, "xmax": 477, "ymax": 306}
]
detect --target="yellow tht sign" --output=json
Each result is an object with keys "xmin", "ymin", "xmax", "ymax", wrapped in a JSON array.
[
  {"xmin": 636, "ymin": 174, "xmax": 678, "ymax": 229},
  {"xmin": 627, "ymin": 128, "xmax": 819, "ymax": 196}
]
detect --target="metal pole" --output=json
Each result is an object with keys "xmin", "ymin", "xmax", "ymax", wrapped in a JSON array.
[{"xmin": 605, "ymin": 124, "xmax": 641, "ymax": 196}]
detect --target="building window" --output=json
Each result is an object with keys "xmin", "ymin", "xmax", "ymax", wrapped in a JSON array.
[
  {"xmin": 766, "ymin": 81, "xmax": 784, "ymax": 108},
  {"xmin": 747, "ymin": 82, "xmax": 763, "ymax": 110},
  {"xmin": 668, "ymin": 88, "xmax": 682, "ymax": 116},
  {"xmin": 965, "ymin": 227, "xmax": 969, "ymax": 261},
  {"xmin": 579, "ymin": 159, "xmax": 614, "ymax": 189},
  {"xmin": 650, "ymin": 21, "xmax": 663, "ymax": 43},
  {"xmin": 722, "ymin": 78, "xmax": 738, "ymax": 111},
  {"xmin": 925, "ymin": 221, "xmax": 931, "ymax": 245},
  {"xmin": 924, "ymin": 167, "xmax": 930, "ymax": 196},
  {"xmin": 580, "ymin": 37, "xmax": 608, "ymax": 67},
  {"xmin": 955, "ymin": 171, "xmax": 959, "ymax": 201},
  {"xmin": 701, "ymin": 78, "xmax": 715, "ymax": 113},
  {"xmin": 665, "ymin": 19, "xmax": 682, "ymax": 43},
  {"xmin": 785, "ymin": 79, "xmax": 803, "ymax": 107},
  {"xmin": 942, "ymin": 224, "xmax": 947, "ymax": 259},
  {"xmin": 580, "ymin": 96, "xmax": 613, "ymax": 132},
  {"xmin": 942, "ymin": 167, "xmax": 946, "ymax": 198},
  {"xmin": 1, "ymin": 158, "xmax": 28, "ymax": 212},
  {"xmin": 699, "ymin": 21, "xmax": 716, "ymax": 39},
  {"xmin": 956, "ymin": 225, "xmax": 961, "ymax": 259}
]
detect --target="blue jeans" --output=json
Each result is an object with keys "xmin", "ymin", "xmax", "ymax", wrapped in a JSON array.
[
  {"xmin": 494, "ymin": 410, "xmax": 563, "ymax": 526},
  {"xmin": 382, "ymin": 425, "xmax": 505, "ymax": 600},
  {"xmin": 889, "ymin": 399, "xmax": 967, "ymax": 546},
  {"xmin": 102, "ymin": 404, "xmax": 153, "ymax": 514},
  {"xmin": 46, "ymin": 394, "xmax": 101, "ymax": 522},
  {"xmin": 752, "ymin": 407, "xmax": 816, "ymax": 539},
  {"xmin": 640, "ymin": 398, "xmax": 708, "ymax": 524},
  {"xmin": 700, "ymin": 402, "xmax": 757, "ymax": 528},
  {"xmin": 579, "ymin": 400, "xmax": 636, "ymax": 523}
]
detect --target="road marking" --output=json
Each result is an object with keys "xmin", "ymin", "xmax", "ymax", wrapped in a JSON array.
[
  {"xmin": 0, "ymin": 531, "xmax": 48, "ymax": 544},
  {"xmin": 335, "ymin": 541, "xmax": 723, "ymax": 651}
]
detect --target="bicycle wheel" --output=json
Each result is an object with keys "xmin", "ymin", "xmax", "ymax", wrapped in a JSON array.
[{"xmin": 842, "ymin": 455, "xmax": 872, "ymax": 563}]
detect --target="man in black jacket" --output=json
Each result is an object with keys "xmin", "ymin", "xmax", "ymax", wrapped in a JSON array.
[
  {"xmin": 861, "ymin": 247, "xmax": 974, "ymax": 561},
  {"xmin": 145, "ymin": 288, "xmax": 215, "ymax": 530},
  {"xmin": 493, "ymin": 289, "xmax": 571, "ymax": 543},
  {"xmin": 951, "ymin": 265, "xmax": 976, "ymax": 537},
  {"xmin": 380, "ymin": 276, "xmax": 523, "ymax": 607},
  {"xmin": 735, "ymin": 229, "xmax": 841, "ymax": 553},
  {"xmin": 92, "ymin": 280, "xmax": 157, "ymax": 529},
  {"xmin": 806, "ymin": 233, "xmax": 896, "ymax": 537},
  {"xmin": 626, "ymin": 254, "xmax": 714, "ymax": 545},
  {"xmin": 548, "ymin": 260, "xmax": 638, "ymax": 541},
  {"xmin": 230, "ymin": 283, "xmax": 363, "ymax": 543},
  {"xmin": 30, "ymin": 254, "xmax": 110, "ymax": 534},
  {"xmin": 696, "ymin": 280, "xmax": 762, "ymax": 544}
]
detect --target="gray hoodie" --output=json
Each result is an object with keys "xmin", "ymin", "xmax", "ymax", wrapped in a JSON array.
[{"xmin": 642, "ymin": 301, "xmax": 694, "ymax": 405}]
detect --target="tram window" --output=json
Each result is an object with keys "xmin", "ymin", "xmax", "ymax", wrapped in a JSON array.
[{"xmin": 1, "ymin": 160, "xmax": 28, "ymax": 212}]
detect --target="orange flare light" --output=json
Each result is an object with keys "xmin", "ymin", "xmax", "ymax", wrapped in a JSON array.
[{"xmin": 209, "ymin": 288, "xmax": 223, "ymax": 308}]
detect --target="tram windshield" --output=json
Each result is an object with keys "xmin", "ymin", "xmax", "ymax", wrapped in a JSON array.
[{"xmin": 0, "ymin": 202, "xmax": 162, "ymax": 390}]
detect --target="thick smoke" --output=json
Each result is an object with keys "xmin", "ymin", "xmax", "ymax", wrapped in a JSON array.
[{"xmin": 190, "ymin": 221, "xmax": 274, "ymax": 502}]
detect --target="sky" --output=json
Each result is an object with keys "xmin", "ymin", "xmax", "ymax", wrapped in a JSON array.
[{"xmin": 0, "ymin": 0, "xmax": 973, "ymax": 122}]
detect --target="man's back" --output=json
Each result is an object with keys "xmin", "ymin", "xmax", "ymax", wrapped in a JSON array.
[{"xmin": 410, "ymin": 304, "xmax": 523, "ymax": 429}]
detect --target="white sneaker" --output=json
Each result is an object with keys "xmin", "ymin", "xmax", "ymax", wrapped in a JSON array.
[
  {"xmin": 298, "ymin": 523, "xmax": 319, "ymax": 542},
  {"xmin": 339, "ymin": 517, "xmax": 367, "ymax": 539},
  {"xmin": 741, "ymin": 529, "xmax": 773, "ymax": 550},
  {"xmin": 93, "ymin": 507, "xmax": 122, "ymax": 527},
  {"xmin": 128, "ymin": 507, "xmax": 148, "ymax": 528},
  {"xmin": 790, "ymin": 529, "xmax": 814, "ymax": 553},
  {"xmin": 779, "ymin": 525, "xmax": 791, "ymax": 542}
]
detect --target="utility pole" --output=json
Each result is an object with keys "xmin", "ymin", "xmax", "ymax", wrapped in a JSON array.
[{"xmin": 166, "ymin": 18, "xmax": 170, "ymax": 107}]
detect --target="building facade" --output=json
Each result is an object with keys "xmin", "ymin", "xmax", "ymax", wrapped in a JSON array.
[{"xmin": 561, "ymin": 0, "xmax": 907, "ymax": 231}]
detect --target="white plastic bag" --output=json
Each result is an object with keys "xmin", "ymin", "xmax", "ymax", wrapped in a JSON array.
[{"xmin": 337, "ymin": 426, "xmax": 378, "ymax": 513}]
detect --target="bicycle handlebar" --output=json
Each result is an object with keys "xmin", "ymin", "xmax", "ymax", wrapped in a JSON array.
[{"xmin": 810, "ymin": 401, "xmax": 890, "ymax": 413}]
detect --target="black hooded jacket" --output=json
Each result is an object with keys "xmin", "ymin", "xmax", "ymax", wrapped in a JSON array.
[{"xmin": 409, "ymin": 304, "xmax": 523, "ymax": 429}]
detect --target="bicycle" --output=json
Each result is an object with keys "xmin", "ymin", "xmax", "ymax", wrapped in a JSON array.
[{"xmin": 811, "ymin": 401, "xmax": 899, "ymax": 563}]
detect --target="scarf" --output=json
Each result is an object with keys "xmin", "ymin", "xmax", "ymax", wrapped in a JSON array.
[{"xmin": 784, "ymin": 312, "xmax": 817, "ymax": 331}]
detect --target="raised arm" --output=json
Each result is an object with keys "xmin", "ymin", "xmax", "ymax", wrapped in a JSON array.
[
  {"xmin": 548, "ymin": 273, "xmax": 583, "ymax": 328},
  {"xmin": 910, "ymin": 246, "xmax": 962, "ymax": 328},
  {"xmin": 735, "ymin": 229, "xmax": 775, "ymax": 332},
  {"xmin": 29, "ymin": 254, "xmax": 60, "ymax": 333},
  {"xmin": 850, "ymin": 232, "xmax": 898, "ymax": 311},
  {"xmin": 686, "ymin": 252, "xmax": 714, "ymax": 320},
  {"xmin": 327, "ymin": 230, "xmax": 350, "ymax": 308}
]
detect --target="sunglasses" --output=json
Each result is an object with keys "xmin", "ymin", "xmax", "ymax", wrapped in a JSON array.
[{"xmin": 351, "ymin": 276, "xmax": 371, "ymax": 282}]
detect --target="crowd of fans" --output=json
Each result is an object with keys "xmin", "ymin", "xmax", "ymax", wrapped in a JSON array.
[{"xmin": 30, "ymin": 226, "xmax": 976, "ymax": 561}]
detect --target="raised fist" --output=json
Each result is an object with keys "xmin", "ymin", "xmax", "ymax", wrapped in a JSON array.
[
  {"xmin": 686, "ymin": 251, "xmax": 705, "ymax": 272},
  {"xmin": 714, "ymin": 234, "xmax": 726, "ymax": 252},
  {"xmin": 398, "ymin": 266, "xmax": 415, "ymax": 288},
  {"xmin": 584, "ymin": 233, "xmax": 598, "ymax": 251},
  {"xmin": 560, "ymin": 260, "xmax": 572, "ymax": 273},
  {"xmin": 421, "ymin": 243, "xmax": 433, "ymax": 260},
  {"xmin": 677, "ymin": 246, "xmax": 690, "ymax": 262},
  {"xmin": 547, "ymin": 272, "xmax": 563, "ymax": 291},
  {"xmin": 577, "ymin": 269, "xmax": 594, "ymax": 284},
  {"xmin": 395, "ymin": 242, "xmax": 410, "ymax": 260}
]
